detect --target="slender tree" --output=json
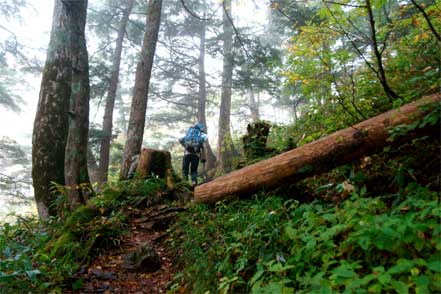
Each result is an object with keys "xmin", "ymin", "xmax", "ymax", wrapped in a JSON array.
[
  {"xmin": 98, "ymin": 0, "xmax": 134, "ymax": 183},
  {"xmin": 32, "ymin": 0, "xmax": 71, "ymax": 219},
  {"xmin": 120, "ymin": 0, "xmax": 163, "ymax": 179},
  {"xmin": 217, "ymin": 0, "xmax": 234, "ymax": 173},
  {"xmin": 248, "ymin": 90, "xmax": 260, "ymax": 122},
  {"xmin": 64, "ymin": 0, "xmax": 91, "ymax": 210},
  {"xmin": 196, "ymin": 0, "xmax": 217, "ymax": 171},
  {"xmin": 365, "ymin": 0, "xmax": 400, "ymax": 101}
]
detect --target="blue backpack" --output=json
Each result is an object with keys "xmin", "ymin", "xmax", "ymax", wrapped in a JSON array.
[{"xmin": 183, "ymin": 127, "xmax": 203, "ymax": 153}]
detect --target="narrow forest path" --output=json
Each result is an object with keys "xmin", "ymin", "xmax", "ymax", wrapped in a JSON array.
[{"xmin": 69, "ymin": 205, "xmax": 183, "ymax": 294}]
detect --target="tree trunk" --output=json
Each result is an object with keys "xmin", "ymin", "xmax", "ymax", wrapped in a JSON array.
[
  {"xmin": 64, "ymin": 0, "xmax": 91, "ymax": 210},
  {"xmin": 249, "ymin": 89, "xmax": 260, "ymax": 122},
  {"xmin": 87, "ymin": 147, "xmax": 99, "ymax": 184},
  {"xmin": 196, "ymin": 11, "xmax": 216, "ymax": 171},
  {"xmin": 32, "ymin": 0, "xmax": 71, "ymax": 219},
  {"xmin": 120, "ymin": 0, "xmax": 162, "ymax": 179},
  {"xmin": 195, "ymin": 94, "xmax": 440, "ymax": 204},
  {"xmin": 217, "ymin": 0, "xmax": 234, "ymax": 173},
  {"xmin": 98, "ymin": 0, "xmax": 134, "ymax": 183},
  {"xmin": 136, "ymin": 148, "xmax": 175, "ymax": 190}
]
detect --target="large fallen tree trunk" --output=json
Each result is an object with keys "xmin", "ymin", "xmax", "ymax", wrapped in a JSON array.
[{"xmin": 195, "ymin": 94, "xmax": 440, "ymax": 204}]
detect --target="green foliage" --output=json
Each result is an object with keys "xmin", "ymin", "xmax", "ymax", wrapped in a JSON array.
[
  {"xmin": 170, "ymin": 182, "xmax": 440, "ymax": 293},
  {"xmin": 282, "ymin": 0, "xmax": 439, "ymax": 126},
  {"xmin": 388, "ymin": 102, "xmax": 441, "ymax": 142},
  {"xmin": 0, "ymin": 216, "xmax": 68, "ymax": 293},
  {"xmin": 0, "ymin": 177, "xmax": 166, "ymax": 293}
]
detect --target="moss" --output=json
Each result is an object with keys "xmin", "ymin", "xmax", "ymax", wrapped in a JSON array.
[
  {"xmin": 64, "ymin": 205, "xmax": 100, "ymax": 229},
  {"xmin": 48, "ymin": 231, "xmax": 75, "ymax": 258}
]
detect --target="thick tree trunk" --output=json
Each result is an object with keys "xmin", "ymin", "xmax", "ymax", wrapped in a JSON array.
[
  {"xmin": 120, "ymin": 0, "xmax": 162, "ymax": 179},
  {"xmin": 136, "ymin": 148, "xmax": 175, "ymax": 190},
  {"xmin": 64, "ymin": 0, "xmax": 91, "ymax": 210},
  {"xmin": 97, "ymin": 0, "xmax": 134, "ymax": 184},
  {"xmin": 217, "ymin": 0, "xmax": 234, "ymax": 173},
  {"xmin": 32, "ymin": 0, "xmax": 71, "ymax": 219},
  {"xmin": 195, "ymin": 94, "xmax": 440, "ymax": 204},
  {"xmin": 197, "ymin": 14, "xmax": 216, "ymax": 171}
]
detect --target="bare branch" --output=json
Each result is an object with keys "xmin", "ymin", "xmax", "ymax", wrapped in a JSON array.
[{"xmin": 179, "ymin": 0, "xmax": 222, "ymax": 21}]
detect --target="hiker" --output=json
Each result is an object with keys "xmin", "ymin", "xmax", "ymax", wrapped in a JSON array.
[{"xmin": 179, "ymin": 122, "xmax": 208, "ymax": 186}]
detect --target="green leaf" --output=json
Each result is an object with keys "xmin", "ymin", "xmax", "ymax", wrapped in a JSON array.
[
  {"xmin": 373, "ymin": 266, "xmax": 385, "ymax": 273},
  {"xmin": 318, "ymin": 281, "xmax": 332, "ymax": 294},
  {"xmin": 250, "ymin": 270, "xmax": 265, "ymax": 286},
  {"xmin": 387, "ymin": 259, "xmax": 415, "ymax": 274},
  {"xmin": 360, "ymin": 274, "xmax": 376, "ymax": 286},
  {"xmin": 391, "ymin": 280, "xmax": 409, "ymax": 294},
  {"xmin": 322, "ymin": 213, "xmax": 336, "ymax": 223},
  {"xmin": 427, "ymin": 260, "xmax": 441, "ymax": 272},
  {"xmin": 368, "ymin": 283, "xmax": 382, "ymax": 293},
  {"xmin": 414, "ymin": 275, "xmax": 430, "ymax": 294},
  {"xmin": 357, "ymin": 236, "xmax": 370, "ymax": 250},
  {"xmin": 378, "ymin": 273, "xmax": 391, "ymax": 285},
  {"xmin": 285, "ymin": 225, "xmax": 297, "ymax": 240},
  {"xmin": 332, "ymin": 267, "xmax": 356, "ymax": 278},
  {"xmin": 306, "ymin": 238, "xmax": 317, "ymax": 250},
  {"xmin": 268, "ymin": 262, "xmax": 295, "ymax": 272}
]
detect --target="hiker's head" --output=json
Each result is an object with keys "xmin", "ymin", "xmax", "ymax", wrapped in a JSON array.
[{"xmin": 194, "ymin": 122, "xmax": 207, "ymax": 133}]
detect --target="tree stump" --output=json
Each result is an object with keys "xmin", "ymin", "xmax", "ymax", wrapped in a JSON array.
[
  {"xmin": 136, "ymin": 148, "xmax": 175, "ymax": 190},
  {"xmin": 242, "ymin": 121, "xmax": 271, "ymax": 161}
]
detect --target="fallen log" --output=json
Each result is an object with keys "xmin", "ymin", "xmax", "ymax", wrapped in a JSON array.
[{"xmin": 195, "ymin": 94, "xmax": 440, "ymax": 204}]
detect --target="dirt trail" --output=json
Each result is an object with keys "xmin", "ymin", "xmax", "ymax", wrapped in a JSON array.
[{"xmin": 70, "ymin": 205, "xmax": 181, "ymax": 294}]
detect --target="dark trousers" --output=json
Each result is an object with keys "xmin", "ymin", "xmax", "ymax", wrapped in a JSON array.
[{"xmin": 182, "ymin": 154, "xmax": 199, "ymax": 183}]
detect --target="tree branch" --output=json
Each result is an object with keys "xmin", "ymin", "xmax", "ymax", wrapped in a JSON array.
[{"xmin": 409, "ymin": 0, "xmax": 441, "ymax": 41}]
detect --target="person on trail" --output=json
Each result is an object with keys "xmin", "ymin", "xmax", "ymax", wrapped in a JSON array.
[{"xmin": 179, "ymin": 122, "xmax": 208, "ymax": 187}]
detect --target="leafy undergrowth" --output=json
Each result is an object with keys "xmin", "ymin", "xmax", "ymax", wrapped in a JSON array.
[
  {"xmin": 0, "ymin": 177, "xmax": 168, "ymax": 293},
  {"xmin": 170, "ymin": 181, "xmax": 440, "ymax": 294}
]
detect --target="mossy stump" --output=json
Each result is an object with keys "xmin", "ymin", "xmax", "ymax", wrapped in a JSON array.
[{"xmin": 242, "ymin": 122, "xmax": 271, "ymax": 161}]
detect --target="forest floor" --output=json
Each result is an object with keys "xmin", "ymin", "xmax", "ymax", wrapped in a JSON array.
[{"xmin": 68, "ymin": 204, "xmax": 181, "ymax": 294}]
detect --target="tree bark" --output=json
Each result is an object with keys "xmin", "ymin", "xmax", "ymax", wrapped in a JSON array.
[
  {"xmin": 64, "ymin": 0, "xmax": 91, "ymax": 210},
  {"xmin": 217, "ymin": 0, "xmax": 234, "ymax": 173},
  {"xmin": 249, "ymin": 89, "xmax": 260, "ymax": 122},
  {"xmin": 120, "ymin": 0, "xmax": 162, "ymax": 179},
  {"xmin": 87, "ymin": 147, "xmax": 99, "ymax": 184},
  {"xmin": 98, "ymin": 0, "xmax": 134, "ymax": 183},
  {"xmin": 196, "ymin": 10, "xmax": 216, "ymax": 171},
  {"xmin": 136, "ymin": 148, "xmax": 175, "ymax": 190},
  {"xmin": 32, "ymin": 0, "xmax": 71, "ymax": 219},
  {"xmin": 195, "ymin": 94, "xmax": 440, "ymax": 204}
]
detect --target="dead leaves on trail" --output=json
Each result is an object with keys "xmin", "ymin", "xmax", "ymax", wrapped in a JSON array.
[{"xmin": 66, "ymin": 205, "xmax": 184, "ymax": 293}]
